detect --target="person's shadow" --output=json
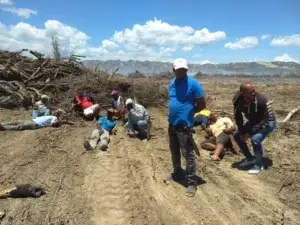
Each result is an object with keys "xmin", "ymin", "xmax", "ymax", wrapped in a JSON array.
[
  {"xmin": 231, "ymin": 157, "xmax": 273, "ymax": 171},
  {"xmin": 173, "ymin": 171, "xmax": 207, "ymax": 188}
]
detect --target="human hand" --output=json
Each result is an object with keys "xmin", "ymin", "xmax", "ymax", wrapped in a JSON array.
[
  {"xmin": 205, "ymin": 128, "xmax": 212, "ymax": 135},
  {"xmin": 223, "ymin": 128, "xmax": 232, "ymax": 134}
]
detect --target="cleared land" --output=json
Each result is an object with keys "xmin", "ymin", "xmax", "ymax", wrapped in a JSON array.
[{"xmin": 0, "ymin": 77, "xmax": 299, "ymax": 225}]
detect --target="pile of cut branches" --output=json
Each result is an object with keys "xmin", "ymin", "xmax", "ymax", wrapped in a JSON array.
[
  {"xmin": 0, "ymin": 50, "xmax": 168, "ymax": 110},
  {"xmin": 0, "ymin": 50, "xmax": 85, "ymax": 108}
]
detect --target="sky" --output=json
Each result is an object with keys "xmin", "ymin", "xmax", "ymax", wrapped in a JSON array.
[{"xmin": 0, "ymin": 0, "xmax": 300, "ymax": 64}]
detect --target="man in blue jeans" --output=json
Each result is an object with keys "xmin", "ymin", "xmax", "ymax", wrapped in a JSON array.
[
  {"xmin": 233, "ymin": 82, "xmax": 276, "ymax": 174},
  {"xmin": 168, "ymin": 58, "xmax": 206, "ymax": 197}
]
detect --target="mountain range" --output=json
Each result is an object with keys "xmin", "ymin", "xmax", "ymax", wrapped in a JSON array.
[{"xmin": 83, "ymin": 60, "xmax": 300, "ymax": 76}]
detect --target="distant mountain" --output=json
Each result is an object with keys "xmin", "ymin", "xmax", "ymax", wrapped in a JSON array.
[{"xmin": 83, "ymin": 60, "xmax": 300, "ymax": 76}]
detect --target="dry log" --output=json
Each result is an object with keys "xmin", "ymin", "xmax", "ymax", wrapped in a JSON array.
[{"xmin": 281, "ymin": 106, "xmax": 300, "ymax": 123}]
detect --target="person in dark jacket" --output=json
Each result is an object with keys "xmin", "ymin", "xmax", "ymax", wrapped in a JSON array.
[{"xmin": 233, "ymin": 82, "xmax": 276, "ymax": 174}]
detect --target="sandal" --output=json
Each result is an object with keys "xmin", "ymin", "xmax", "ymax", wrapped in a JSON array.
[{"xmin": 186, "ymin": 185, "xmax": 197, "ymax": 197}]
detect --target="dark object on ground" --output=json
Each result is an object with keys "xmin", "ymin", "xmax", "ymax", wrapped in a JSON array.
[{"xmin": 0, "ymin": 184, "xmax": 45, "ymax": 199}]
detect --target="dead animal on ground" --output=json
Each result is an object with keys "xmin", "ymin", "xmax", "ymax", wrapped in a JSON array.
[{"xmin": 0, "ymin": 184, "xmax": 45, "ymax": 199}]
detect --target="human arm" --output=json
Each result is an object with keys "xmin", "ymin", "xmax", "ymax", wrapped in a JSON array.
[
  {"xmin": 193, "ymin": 80, "xmax": 206, "ymax": 113},
  {"xmin": 251, "ymin": 98, "xmax": 272, "ymax": 134},
  {"xmin": 223, "ymin": 118, "xmax": 237, "ymax": 134},
  {"xmin": 127, "ymin": 112, "xmax": 134, "ymax": 134}
]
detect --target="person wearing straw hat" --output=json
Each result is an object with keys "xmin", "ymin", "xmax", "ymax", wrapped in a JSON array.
[{"xmin": 167, "ymin": 58, "xmax": 206, "ymax": 197}]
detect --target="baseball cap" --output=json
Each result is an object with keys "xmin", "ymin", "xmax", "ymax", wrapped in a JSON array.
[
  {"xmin": 173, "ymin": 58, "xmax": 188, "ymax": 70},
  {"xmin": 41, "ymin": 95, "xmax": 50, "ymax": 99},
  {"xmin": 111, "ymin": 90, "xmax": 118, "ymax": 95}
]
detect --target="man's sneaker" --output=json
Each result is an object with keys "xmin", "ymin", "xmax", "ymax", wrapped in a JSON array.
[
  {"xmin": 248, "ymin": 165, "xmax": 264, "ymax": 174},
  {"xmin": 237, "ymin": 157, "xmax": 256, "ymax": 167},
  {"xmin": 186, "ymin": 185, "xmax": 197, "ymax": 197}
]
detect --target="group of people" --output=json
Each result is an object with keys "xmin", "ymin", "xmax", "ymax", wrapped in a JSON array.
[
  {"xmin": 168, "ymin": 58, "xmax": 276, "ymax": 197},
  {"xmin": 0, "ymin": 89, "xmax": 151, "ymax": 153},
  {"xmin": 0, "ymin": 57, "xmax": 277, "ymax": 199},
  {"xmin": 0, "ymin": 95, "xmax": 60, "ymax": 131}
]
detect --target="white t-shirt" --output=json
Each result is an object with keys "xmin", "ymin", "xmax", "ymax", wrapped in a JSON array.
[
  {"xmin": 210, "ymin": 117, "xmax": 234, "ymax": 137},
  {"xmin": 113, "ymin": 96, "xmax": 123, "ymax": 110}
]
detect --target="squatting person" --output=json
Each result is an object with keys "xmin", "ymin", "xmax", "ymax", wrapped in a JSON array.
[{"xmin": 233, "ymin": 82, "xmax": 276, "ymax": 174}]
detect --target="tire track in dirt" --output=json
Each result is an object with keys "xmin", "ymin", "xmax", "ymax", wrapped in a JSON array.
[
  {"xmin": 81, "ymin": 107, "xmax": 299, "ymax": 225},
  {"xmin": 83, "ymin": 134, "xmax": 132, "ymax": 225}
]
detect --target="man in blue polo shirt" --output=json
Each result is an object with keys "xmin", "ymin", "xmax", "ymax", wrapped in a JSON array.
[{"xmin": 168, "ymin": 58, "xmax": 206, "ymax": 197}]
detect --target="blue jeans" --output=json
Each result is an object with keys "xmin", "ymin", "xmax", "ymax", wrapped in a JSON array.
[
  {"xmin": 194, "ymin": 115, "xmax": 209, "ymax": 127},
  {"xmin": 234, "ymin": 121, "xmax": 276, "ymax": 167},
  {"xmin": 32, "ymin": 109, "xmax": 51, "ymax": 119},
  {"xmin": 133, "ymin": 120, "xmax": 148, "ymax": 132}
]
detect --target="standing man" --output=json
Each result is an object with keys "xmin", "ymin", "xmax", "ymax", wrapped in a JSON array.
[
  {"xmin": 168, "ymin": 58, "xmax": 206, "ymax": 197},
  {"xmin": 233, "ymin": 82, "xmax": 276, "ymax": 174}
]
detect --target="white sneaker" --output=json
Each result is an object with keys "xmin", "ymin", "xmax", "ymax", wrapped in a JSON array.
[{"xmin": 248, "ymin": 165, "xmax": 264, "ymax": 174}]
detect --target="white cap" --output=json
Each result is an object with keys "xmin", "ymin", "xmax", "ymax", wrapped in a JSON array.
[
  {"xmin": 41, "ymin": 95, "xmax": 50, "ymax": 99},
  {"xmin": 173, "ymin": 58, "xmax": 188, "ymax": 70},
  {"xmin": 125, "ymin": 98, "xmax": 133, "ymax": 106}
]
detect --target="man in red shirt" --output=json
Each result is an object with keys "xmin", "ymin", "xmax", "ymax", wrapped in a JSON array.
[{"xmin": 74, "ymin": 91, "xmax": 100, "ymax": 120}]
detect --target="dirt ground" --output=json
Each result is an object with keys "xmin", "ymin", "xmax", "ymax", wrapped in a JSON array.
[{"xmin": 0, "ymin": 78, "xmax": 299, "ymax": 225}]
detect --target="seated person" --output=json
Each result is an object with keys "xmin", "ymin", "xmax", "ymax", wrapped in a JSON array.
[
  {"xmin": 200, "ymin": 112, "xmax": 236, "ymax": 161},
  {"xmin": 111, "ymin": 89, "xmax": 125, "ymax": 119},
  {"xmin": 0, "ymin": 115, "xmax": 60, "ymax": 131},
  {"xmin": 125, "ymin": 98, "xmax": 150, "ymax": 140},
  {"xmin": 83, "ymin": 109, "xmax": 117, "ymax": 151},
  {"xmin": 73, "ymin": 90, "xmax": 100, "ymax": 120},
  {"xmin": 32, "ymin": 95, "xmax": 51, "ymax": 119},
  {"xmin": 194, "ymin": 108, "xmax": 211, "ymax": 129}
]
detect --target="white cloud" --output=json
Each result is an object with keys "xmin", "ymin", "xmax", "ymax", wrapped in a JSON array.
[
  {"xmin": 274, "ymin": 53, "xmax": 298, "ymax": 62},
  {"xmin": 271, "ymin": 34, "xmax": 300, "ymax": 47},
  {"xmin": 225, "ymin": 36, "xmax": 258, "ymax": 49},
  {"xmin": 112, "ymin": 18, "xmax": 226, "ymax": 47},
  {"xmin": 101, "ymin": 40, "xmax": 119, "ymax": 50},
  {"xmin": 0, "ymin": 19, "xmax": 226, "ymax": 61},
  {"xmin": 0, "ymin": 0, "xmax": 12, "ymax": 5},
  {"xmin": 0, "ymin": 0, "xmax": 37, "ymax": 18},
  {"xmin": 0, "ymin": 7, "xmax": 37, "ymax": 18},
  {"xmin": 199, "ymin": 60, "xmax": 213, "ymax": 65},
  {"xmin": 182, "ymin": 45, "xmax": 193, "ymax": 51},
  {"xmin": 261, "ymin": 34, "xmax": 270, "ymax": 40}
]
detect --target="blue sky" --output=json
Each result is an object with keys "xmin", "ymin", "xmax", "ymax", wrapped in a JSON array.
[{"xmin": 0, "ymin": 0, "xmax": 300, "ymax": 63}]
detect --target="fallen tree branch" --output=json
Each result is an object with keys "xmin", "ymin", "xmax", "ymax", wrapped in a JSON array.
[
  {"xmin": 281, "ymin": 106, "xmax": 300, "ymax": 123},
  {"xmin": 276, "ymin": 173, "xmax": 294, "ymax": 195}
]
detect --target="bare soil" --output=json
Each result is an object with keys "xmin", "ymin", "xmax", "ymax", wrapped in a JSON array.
[{"xmin": 0, "ymin": 78, "xmax": 299, "ymax": 225}]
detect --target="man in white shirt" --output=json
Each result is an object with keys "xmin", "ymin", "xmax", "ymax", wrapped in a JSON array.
[
  {"xmin": 201, "ymin": 112, "xmax": 236, "ymax": 161},
  {"xmin": 125, "ymin": 98, "xmax": 150, "ymax": 140},
  {"xmin": 0, "ymin": 116, "xmax": 60, "ymax": 131}
]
